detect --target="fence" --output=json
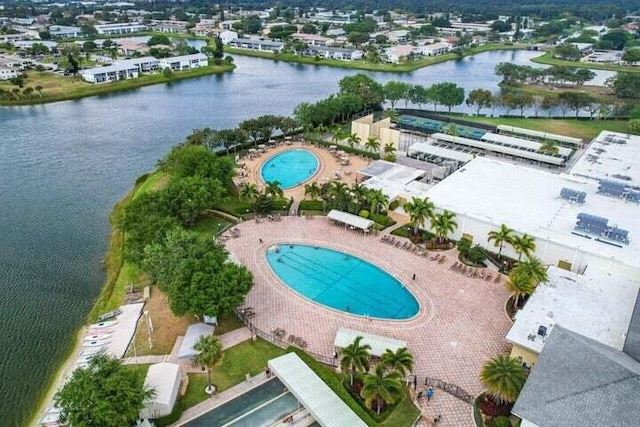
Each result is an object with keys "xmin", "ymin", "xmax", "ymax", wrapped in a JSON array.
[
  {"xmin": 424, "ymin": 376, "xmax": 475, "ymax": 404},
  {"xmin": 234, "ymin": 309, "xmax": 338, "ymax": 367}
]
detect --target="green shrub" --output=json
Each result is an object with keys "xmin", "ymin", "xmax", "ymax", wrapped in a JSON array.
[
  {"xmin": 359, "ymin": 209, "xmax": 369, "ymax": 218},
  {"xmin": 388, "ymin": 200, "xmax": 399, "ymax": 211},
  {"xmin": 488, "ymin": 416, "xmax": 512, "ymax": 427},
  {"xmin": 299, "ymin": 200, "xmax": 324, "ymax": 211},
  {"xmin": 468, "ymin": 244, "xmax": 488, "ymax": 264},
  {"xmin": 457, "ymin": 237, "xmax": 472, "ymax": 257},
  {"xmin": 369, "ymin": 213, "xmax": 396, "ymax": 228},
  {"xmin": 383, "ymin": 154, "xmax": 396, "ymax": 162}
]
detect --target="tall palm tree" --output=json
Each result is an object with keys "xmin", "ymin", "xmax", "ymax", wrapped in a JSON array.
[
  {"xmin": 361, "ymin": 364, "xmax": 403, "ymax": 415},
  {"xmin": 430, "ymin": 210, "xmax": 458, "ymax": 244},
  {"xmin": 265, "ymin": 181, "xmax": 284, "ymax": 199},
  {"xmin": 240, "ymin": 182, "xmax": 259, "ymax": 202},
  {"xmin": 512, "ymin": 256, "xmax": 548, "ymax": 285},
  {"xmin": 403, "ymin": 197, "xmax": 435, "ymax": 235},
  {"xmin": 487, "ymin": 224, "xmax": 515, "ymax": 259},
  {"xmin": 304, "ymin": 182, "xmax": 321, "ymax": 201},
  {"xmin": 367, "ymin": 189, "xmax": 389, "ymax": 214},
  {"xmin": 505, "ymin": 271, "xmax": 536, "ymax": 309},
  {"xmin": 380, "ymin": 347, "xmax": 414, "ymax": 377},
  {"xmin": 511, "ymin": 234, "xmax": 536, "ymax": 261},
  {"xmin": 479, "ymin": 355, "xmax": 528, "ymax": 405},
  {"xmin": 328, "ymin": 181, "xmax": 349, "ymax": 200},
  {"xmin": 331, "ymin": 127, "xmax": 346, "ymax": 144},
  {"xmin": 347, "ymin": 132, "xmax": 361, "ymax": 149},
  {"xmin": 340, "ymin": 336, "xmax": 372, "ymax": 386},
  {"xmin": 383, "ymin": 143, "xmax": 396, "ymax": 155},
  {"xmin": 444, "ymin": 123, "xmax": 459, "ymax": 136},
  {"xmin": 538, "ymin": 140, "xmax": 560, "ymax": 155},
  {"xmin": 350, "ymin": 183, "xmax": 369, "ymax": 205},
  {"xmin": 194, "ymin": 335, "xmax": 224, "ymax": 392},
  {"xmin": 365, "ymin": 136, "xmax": 380, "ymax": 153},
  {"xmin": 384, "ymin": 109, "xmax": 399, "ymax": 121}
]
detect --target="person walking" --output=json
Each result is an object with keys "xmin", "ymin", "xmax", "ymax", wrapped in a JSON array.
[
  {"xmin": 426, "ymin": 387, "xmax": 434, "ymax": 401},
  {"xmin": 412, "ymin": 273, "xmax": 416, "ymax": 280}
]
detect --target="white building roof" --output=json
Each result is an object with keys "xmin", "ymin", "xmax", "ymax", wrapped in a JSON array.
[
  {"xmin": 424, "ymin": 156, "xmax": 640, "ymax": 268},
  {"xmin": 497, "ymin": 125, "xmax": 582, "ymax": 146},
  {"xmin": 141, "ymin": 362, "xmax": 181, "ymax": 416},
  {"xmin": 409, "ymin": 141, "xmax": 475, "ymax": 163},
  {"xmin": 481, "ymin": 132, "xmax": 573, "ymax": 158},
  {"xmin": 159, "ymin": 53, "xmax": 207, "ymax": 62},
  {"xmin": 360, "ymin": 160, "xmax": 427, "ymax": 201},
  {"xmin": 506, "ymin": 266, "xmax": 640, "ymax": 354},
  {"xmin": 177, "ymin": 323, "xmax": 214, "ymax": 359},
  {"xmin": 327, "ymin": 209, "xmax": 373, "ymax": 230},
  {"xmin": 268, "ymin": 353, "xmax": 368, "ymax": 427},
  {"xmin": 569, "ymin": 131, "xmax": 640, "ymax": 186},
  {"xmin": 334, "ymin": 328, "xmax": 407, "ymax": 357}
]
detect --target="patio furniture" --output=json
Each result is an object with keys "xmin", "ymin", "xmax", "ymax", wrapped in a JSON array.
[{"xmin": 438, "ymin": 256, "xmax": 446, "ymax": 264}]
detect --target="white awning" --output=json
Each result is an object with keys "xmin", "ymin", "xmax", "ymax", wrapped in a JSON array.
[
  {"xmin": 268, "ymin": 353, "xmax": 368, "ymax": 427},
  {"xmin": 481, "ymin": 133, "xmax": 572, "ymax": 157},
  {"xmin": 497, "ymin": 125, "xmax": 582, "ymax": 146},
  {"xmin": 409, "ymin": 141, "xmax": 475, "ymax": 163},
  {"xmin": 334, "ymin": 328, "xmax": 407, "ymax": 357},
  {"xmin": 327, "ymin": 210, "xmax": 374, "ymax": 230}
]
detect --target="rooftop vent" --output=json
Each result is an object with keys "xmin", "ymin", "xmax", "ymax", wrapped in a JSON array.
[{"xmin": 560, "ymin": 187, "xmax": 587, "ymax": 204}]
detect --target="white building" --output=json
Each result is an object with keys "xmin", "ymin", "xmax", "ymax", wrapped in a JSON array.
[
  {"xmin": 219, "ymin": 30, "xmax": 238, "ymax": 45},
  {"xmin": 387, "ymin": 30, "xmax": 410, "ymax": 43},
  {"xmin": 95, "ymin": 23, "xmax": 148, "ymax": 35},
  {"xmin": 291, "ymin": 33, "xmax": 332, "ymax": 46},
  {"xmin": 79, "ymin": 57, "xmax": 159, "ymax": 83},
  {"xmin": 139, "ymin": 363, "xmax": 182, "ymax": 419},
  {"xmin": 385, "ymin": 44, "xmax": 415, "ymax": 63},
  {"xmin": 0, "ymin": 33, "xmax": 26, "ymax": 43},
  {"xmin": 49, "ymin": 25, "xmax": 82, "ymax": 38},
  {"xmin": 304, "ymin": 46, "xmax": 363, "ymax": 60},
  {"xmin": 0, "ymin": 65, "xmax": 19, "ymax": 80},
  {"xmin": 418, "ymin": 41, "xmax": 452, "ymax": 56},
  {"xmin": 228, "ymin": 38, "xmax": 284, "ymax": 52},
  {"xmin": 158, "ymin": 53, "xmax": 208, "ymax": 70}
]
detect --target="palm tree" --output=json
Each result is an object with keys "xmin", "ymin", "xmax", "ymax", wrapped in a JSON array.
[
  {"xmin": 384, "ymin": 109, "xmax": 399, "ymax": 121},
  {"xmin": 328, "ymin": 181, "xmax": 349, "ymax": 200},
  {"xmin": 364, "ymin": 136, "xmax": 380, "ymax": 153},
  {"xmin": 194, "ymin": 335, "xmax": 224, "ymax": 393},
  {"xmin": 403, "ymin": 197, "xmax": 435, "ymax": 236},
  {"xmin": 265, "ymin": 181, "xmax": 284, "ymax": 199},
  {"xmin": 304, "ymin": 182, "xmax": 321, "ymax": 200},
  {"xmin": 487, "ymin": 224, "xmax": 515, "ymax": 259},
  {"xmin": 505, "ymin": 271, "xmax": 536, "ymax": 309},
  {"xmin": 444, "ymin": 123, "xmax": 459, "ymax": 136},
  {"xmin": 512, "ymin": 256, "xmax": 548, "ymax": 285},
  {"xmin": 240, "ymin": 182, "xmax": 259, "ymax": 202},
  {"xmin": 347, "ymin": 132, "xmax": 361, "ymax": 149},
  {"xmin": 511, "ymin": 234, "xmax": 536, "ymax": 261},
  {"xmin": 383, "ymin": 143, "xmax": 396, "ymax": 155},
  {"xmin": 350, "ymin": 183, "xmax": 368, "ymax": 205},
  {"xmin": 380, "ymin": 347, "xmax": 414, "ymax": 377},
  {"xmin": 340, "ymin": 336, "xmax": 372, "ymax": 386},
  {"xmin": 367, "ymin": 189, "xmax": 389, "ymax": 214},
  {"xmin": 430, "ymin": 210, "xmax": 458, "ymax": 244},
  {"xmin": 479, "ymin": 354, "xmax": 528, "ymax": 405},
  {"xmin": 538, "ymin": 140, "xmax": 560, "ymax": 155},
  {"xmin": 331, "ymin": 127, "xmax": 346, "ymax": 144},
  {"xmin": 361, "ymin": 364, "xmax": 403, "ymax": 415}
]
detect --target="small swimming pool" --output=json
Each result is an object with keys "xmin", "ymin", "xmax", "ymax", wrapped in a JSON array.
[
  {"xmin": 260, "ymin": 149, "xmax": 319, "ymax": 189},
  {"xmin": 265, "ymin": 244, "xmax": 419, "ymax": 320}
]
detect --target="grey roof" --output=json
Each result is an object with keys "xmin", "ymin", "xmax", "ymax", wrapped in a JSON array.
[
  {"xmin": 177, "ymin": 323, "xmax": 214, "ymax": 359},
  {"xmin": 359, "ymin": 160, "xmax": 396, "ymax": 177},
  {"xmin": 512, "ymin": 326, "xmax": 640, "ymax": 427},
  {"xmin": 623, "ymin": 292, "xmax": 640, "ymax": 362}
]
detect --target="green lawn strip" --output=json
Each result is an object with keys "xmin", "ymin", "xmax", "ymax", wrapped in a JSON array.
[
  {"xmin": 299, "ymin": 200, "xmax": 324, "ymax": 211},
  {"xmin": 226, "ymin": 44, "xmax": 522, "ymax": 73},
  {"xmin": 380, "ymin": 393, "xmax": 421, "ymax": 427},
  {"xmin": 190, "ymin": 214, "xmax": 232, "ymax": 240},
  {"xmin": 0, "ymin": 63, "xmax": 234, "ymax": 106},
  {"xmin": 457, "ymin": 116, "xmax": 631, "ymax": 140},
  {"xmin": 213, "ymin": 312, "xmax": 245, "ymax": 335},
  {"xmin": 531, "ymin": 52, "xmax": 640, "ymax": 73}
]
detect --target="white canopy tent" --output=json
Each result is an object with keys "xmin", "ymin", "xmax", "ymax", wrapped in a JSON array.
[
  {"xmin": 268, "ymin": 353, "xmax": 368, "ymax": 427},
  {"xmin": 327, "ymin": 209, "xmax": 374, "ymax": 230},
  {"xmin": 334, "ymin": 328, "xmax": 407, "ymax": 357},
  {"xmin": 139, "ymin": 363, "xmax": 181, "ymax": 419},
  {"xmin": 177, "ymin": 323, "xmax": 214, "ymax": 359}
]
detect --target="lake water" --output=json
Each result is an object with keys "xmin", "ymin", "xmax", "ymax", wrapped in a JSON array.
[{"xmin": 0, "ymin": 50, "xmax": 602, "ymax": 426}]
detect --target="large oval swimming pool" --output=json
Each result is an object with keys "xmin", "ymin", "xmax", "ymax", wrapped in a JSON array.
[
  {"xmin": 265, "ymin": 244, "xmax": 419, "ymax": 320},
  {"xmin": 260, "ymin": 149, "xmax": 319, "ymax": 189}
]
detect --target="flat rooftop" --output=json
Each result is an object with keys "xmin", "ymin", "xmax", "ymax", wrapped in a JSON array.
[
  {"xmin": 425, "ymin": 156, "xmax": 640, "ymax": 268},
  {"xmin": 505, "ymin": 266, "xmax": 640, "ymax": 354},
  {"xmin": 360, "ymin": 160, "xmax": 427, "ymax": 200},
  {"xmin": 569, "ymin": 130, "xmax": 640, "ymax": 185}
]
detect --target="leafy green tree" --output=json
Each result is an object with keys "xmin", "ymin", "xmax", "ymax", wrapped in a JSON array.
[
  {"xmin": 380, "ymin": 347, "xmax": 414, "ymax": 377},
  {"xmin": 194, "ymin": 335, "xmax": 223, "ymax": 392},
  {"xmin": 629, "ymin": 119, "xmax": 640, "ymax": 135},
  {"xmin": 608, "ymin": 72, "xmax": 640, "ymax": 99},
  {"xmin": 54, "ymin": 354, "xmax": 154, "ymax": 427},
  {"xmin": 623, "ymin": 49, "xmax": 640, "ymax": 63},
  {"xmin": 301, "ymin": 23, "xmax": 317, "ymax": 34},
  {"xmin": 553, "ymin": 43, "xmax": 582, "ymax": 60},
  {"xmin": 347, "ymin": 32, "xmax": 369, "ymax": 48},
  {"xmin": 339, "ymin": 74, "xmax": 385, "ymax": 109},
  {"xmin": 240, "ymin": 182, "xmax": 260, "ymax": 202},
  {"xmin": 408, "ymin": 84, "xmax": 429, "ymax": 109},
  {"xmin": 361, "ymin": 364, "xmax": 403, "ymax": 415},
  {"xmin": 479, "ymin": 354, "xmax": 528, "ymax": 405},
  {"xmin": 431, "ymin": 210, "xmax": 458, "ymax": 243},
  {"xmin": 512, "ymin": 256, "xmax": 548, "ymax": 285},
  {"xmin": 599, "ymin": 29, "xmax": 632, "ymax": 50},
  {"xmin": 487, "ymin": 224, "xmax": 515, "ymax": 259},
  {"xmin": 466, "ymin": 89, "xmax": 493, "ymax": 116},
  {"xmin": 384, "ymin": 81, "xmax": 410, "ymax": 110},
  {"xmin": 510, "ymin": 234, "xmax": 536, "ymax": 261},
  {"xmin": 160, "ymin": 145, "xmax": 235, "ymax": 183},
  {"xmin": 432, "ymin": 82, "xmax": 465, "ymax": 113},
  {"xmin": 265, "ymin": 181, "xmax": 284, "ymax": 199},
  {"xmin": 340, "ymin": 336, "xmax": 371, "ymax": 386},
  {"xmin": 304, "ymin": 182, "xmax": 321, "ymax": 200},
  {"xmin": 403, "ymin": 197, "xmax": 435, "ymax": 235},
  {"xmin": 147, "ymin": 34, "xmax": 171, "ymax": 46},
  {"xmin": 558, "ymin": 92, "xmax": 596, "ymax": 118},
  {"xmin": 35, "ymin": 85, "xmax": 43, "ymax": 98},
  {"xmin": 367, "ymin": 189, "xmax": 389, "ymax": 214},
  {"xmin": 162, "ymin": 176, "xmax": 225, "ymax": 225}
]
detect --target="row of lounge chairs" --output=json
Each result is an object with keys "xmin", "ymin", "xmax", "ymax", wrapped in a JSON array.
[
  {"xmin": 430, "ymin": 253, "xmax": 447, "ymax": 264},
  {"xmin": 272, "ymin": 327, "xmax": 286, "ymax": 338},
  {"xmin": 287, "ymin": 334, "xmax": 308, "ymax": 348},
  {"xmin": 449, "ymin": 262, "xmax": 501, "ymax": 282}
]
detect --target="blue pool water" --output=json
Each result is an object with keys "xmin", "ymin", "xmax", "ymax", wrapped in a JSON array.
[
  {"xmin": 265, "ymin": 244, "xmax": 419, "ymax": 319},
  {"xmin": 260, "ymin": 149, "xmax": 319, "ymax": 189}
]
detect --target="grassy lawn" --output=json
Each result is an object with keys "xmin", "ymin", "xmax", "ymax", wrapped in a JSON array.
[
  {"xmin": 191, "ymin": 214, "xmax": 232, "ymax": 239},
  {"xmin": 460, "ymin": 116, "xmax": 631, "ymax": 140},
  {"xmin": 226, "ymin": 44, "xmax": 523, "ymax": 73},
  {"xmin": 380, "ymin": 392, "xmax": 421, "ymax": 427},
  {"xmin": 0, "ymin": 63, "xmax": 234, "ymax": 106},
  {"xmin": 531, "ymin": 52, "xmax": 640, "ymax": 73},
  {"xmin": 214, "ymin": 312, "xmax": 245, "ymax": 335}
]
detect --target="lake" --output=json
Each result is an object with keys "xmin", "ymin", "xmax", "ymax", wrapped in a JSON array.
[{"xmin": 0, "ymin": 49, "xmax": 605, "ymax": 426}]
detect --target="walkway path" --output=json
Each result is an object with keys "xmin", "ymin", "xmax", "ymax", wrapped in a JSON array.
[
  {"xmin": 122, "ymin": 354, "xmax": 169, "ymax": 365},
  {"xmin": 219, "ymin": 327, "xmax": 252, "ymax": 350},
  {"xmin": 170, "ymin": 372, "xmax": 271, "ymax": 426},
  {"xmin": 289, "ymin": 198, "xmax": 300, "ymax": 216}
]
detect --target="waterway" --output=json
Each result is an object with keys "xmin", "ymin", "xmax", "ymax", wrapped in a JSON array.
[{"xmin": 0, "ymin": 50, "xmax": 605, "ymax": 426}]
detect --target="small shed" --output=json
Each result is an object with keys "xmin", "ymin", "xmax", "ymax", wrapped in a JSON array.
[
  {"xmin": 139, "ymin": 363, "xmax": 181, "ymax": 419},
  {"xmin": 177, "ymin": 323, "xmax": 215, "ymax": 360}
]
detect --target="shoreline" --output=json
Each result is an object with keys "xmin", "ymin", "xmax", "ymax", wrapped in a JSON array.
[
  {"xmin": 0, "ymin": 63, "xmax": 234, "ymax": 107},
  {"xmin": 531, "ymin": 52, "xmax": 640, "ymax": 73},
  {"xmin": 225, "ymin": 43, "xmax": 527, "ymax": 73}
]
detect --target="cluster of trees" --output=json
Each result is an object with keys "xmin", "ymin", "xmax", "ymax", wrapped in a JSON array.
[
  {"xmin": 239, "ymin": 180, "xmax": 288, "ymax": 214},
  {"xmin": 340, "ymin": 337, "xmax": 414, "ymax": 414},
  {"xmin": 607, "ymin": 72, "xmax": 640, "ymax": 99},
  {"xmin": 123, "ymin": 145, "xmax": 253, "ymax": 318},
  {"xmin": 495, "ymin": 62, "xmax": 596, "ymax": 87},
  {"xmin": 403, "ymin": 196, "xmax": 458, "ymax": 244},
  {"xmin": 383, "ymin": 81, "xmax": 465, "ymax": 113},
  {"xmin": 0, "ymin": 82, "xmax": 44, "ymax": 101}
]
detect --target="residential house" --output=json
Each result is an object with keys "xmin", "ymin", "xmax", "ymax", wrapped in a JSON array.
[
  {"xmin": 49, "ymin": 25, "xmax": 82, "ymax": 38},
  {"xmin": 418, "ymin": 41, "xmax": 451, "ymax": 56},
  {"xmin": 158, "ymin": 53, "xmax": 208, "ymax": 71},
  {"xmin": 0, "ymin": 34, "xmax": 26, "ymax": 43},
  {"xmin": 387, "ymin": 30, "xmax": 409, "ymax": 43},
  {"xmin": 385, "ymin": 44, "xmax": 415, "ymax": 63},
  {"xmin": 219, "ymin": 20, "xmax": 240, "ymax": 30},
  {"xmin": 228, "ymin": 38, "xmax": 283, "ymax": 53},
  {"xmin": 194, "ymin": 22, "xmax": 219, "ymax": 37},
  {"xmin": 117, "ymin": 40, "xmax": 150, "ymax": 56},
  {"xmin": 219, "ymin": 30, "xmax": 238, "ymax": 45},
  {"xmin": 94, "ymin": 23, "xmax": 148, "ymax": 35},
  {"xmin": 155, "ymin": 20, "xmax": 188, "ymax": 34},
  {"xmin": 0, "ymin": 57, "xmax": 21, "ymax": 80},
  {"xmin": 79, "ymin": 57, "xmax": 159, "ymax": 83},
  {"xmin": 291, "ymin": 33, "xmax": 332, "ymax": 47},
  {"xmin": 303, "ymin": 45, "xmax": 363, "ymax": 60},
  {"xmin": 571, "ymin": 42, "xmax": 594, "ymax": 56},
  {"xmin": 326, "ymin": 28, "xmax": 346, "ymax": 37}
]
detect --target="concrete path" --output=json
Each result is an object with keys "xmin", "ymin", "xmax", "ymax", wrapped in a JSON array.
[
  {"xmin": 220, "ymin": 326, "xmax": 252, "ymax": 350},
  {"xmin": 121, "ymin": 354, "xmax": 169, "ymax": 365}
]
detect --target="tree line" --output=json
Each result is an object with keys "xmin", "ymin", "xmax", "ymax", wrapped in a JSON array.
[{"xmin": 495, "ymin": 62, "xmax": 596, "ymax": 87}]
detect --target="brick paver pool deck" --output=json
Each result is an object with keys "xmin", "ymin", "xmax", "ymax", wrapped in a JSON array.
[{"xmin": 223, "ymin": 217, "xmax": 512, "ymax": 427}]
